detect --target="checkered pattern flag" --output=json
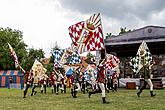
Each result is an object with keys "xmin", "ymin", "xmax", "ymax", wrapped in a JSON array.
[
  {"xmin": 69, "ymin": 13, "xmax": 105, "ymax": 54},
  {"xmin": 129, "ymin": 41, "xmax": 152, "ymax": 73},
  {"xmin": 67, "ymin": 51, "xmax": 81, "ymax": 65},
  {"xmin": 8, "ymin": 43, "xmax": 19, "ymax": 68},
  {"xmin": 105, "ymin": 54, "xmax": 120, "ymax": 70},
  {"xmin": 137, "ymin": 41, "xmax": 152, "ymax": 65},
  {"xmin": 129, "ymin": 55, "xmax": 142, "ymax": 73},
  {"xmin": 52, "ymin": 49, "xmax": 65, "ymax": 68},
  {"xmin": 52, "ymin": 49, "xmax": 65, "ymax": 62}
]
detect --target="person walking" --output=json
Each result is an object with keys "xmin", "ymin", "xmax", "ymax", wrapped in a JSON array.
[
  {"xmin": 89, "ymin": 59, "xmax": 109, "ymax": 104},
  {"xmin": 137, "ymin": 59, "xmax": 156, "ymax": 97}
]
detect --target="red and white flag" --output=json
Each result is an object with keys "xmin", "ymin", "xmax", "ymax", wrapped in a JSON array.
[
  {"xmin": 105, "ymin": 54, "xmax": 120, "ymax": 70},
  {"xmin": 69, "ymin": 13, "xmax": 105, "ymax": 54},
  {"xmin": 8, "ymin": 43, "xmax": 19, "ymax": 68}
]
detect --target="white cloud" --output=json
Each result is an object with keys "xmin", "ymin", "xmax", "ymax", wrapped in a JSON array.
[{"xmin": 0, "ymin": 0, "xmax": 165, "ymax": 57}]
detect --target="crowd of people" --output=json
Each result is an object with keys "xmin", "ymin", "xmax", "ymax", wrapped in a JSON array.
[
  {"xmin": 22, "ymin": 57, "xmax": 156, "ymax": 104},
  {"xmin": 22, "ymin": 59, "xmax": 120, "ymax": 104}
]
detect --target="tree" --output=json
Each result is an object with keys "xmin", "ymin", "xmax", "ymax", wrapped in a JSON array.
[
  {"xmin": 105, "ymin": 33, "xmax": 112, "ymax": 39},
  {"xmin": 119, "ymin": 27, "xmax": 131, "ymax": 35},
  {"xmin": 0, "ymin": 27, "xmax": 27, "ymax": 70},
  {"xmin": 22, "ymin": 48, "xmax": 45, "ymax": 71}
]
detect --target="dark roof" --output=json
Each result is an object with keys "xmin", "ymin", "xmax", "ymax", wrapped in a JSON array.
[
  {"xmin": 105, "ymin": 25, "xmax": 165, "ymax": 45},
  {"xmin": 104, "ymin": 26, "xmax": 165, "ymax": 57}
]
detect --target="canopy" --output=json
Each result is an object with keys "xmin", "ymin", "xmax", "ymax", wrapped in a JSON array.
[{"xmin": 105, "ymin": 26, "xmax": 165, "ymax": 57}]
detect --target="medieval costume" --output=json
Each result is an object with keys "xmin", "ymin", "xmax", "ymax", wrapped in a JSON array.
[
  {"xmin": 137, "ymin": 64, "xmax": 156, "ymax": 97},
  {"xmin": 88, "ymin": 60, "xmax": 109, "ymax": 104},
  {"xmin": 23, "ymin": 71, "xmax": 32, "ymax": 98},
  {"xmin": 49, "ymin": 72, "xmax": 57, "ymax": 93}
]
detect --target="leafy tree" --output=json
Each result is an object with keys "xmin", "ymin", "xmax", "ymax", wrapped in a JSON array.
[
  {"xmin": 0, "ymin": 27, "xmax": 27, "ymax": 70},
  {"xmin": 119, "ymin": 27, "xmax": 131, "ymax": 35},
  {"xmin": 105, "ymin": 33, "xmax": 112, "ymax": 39},
  {"xmin": 22, "ymin": 48, "xmax": 45, "ymax": 71}
]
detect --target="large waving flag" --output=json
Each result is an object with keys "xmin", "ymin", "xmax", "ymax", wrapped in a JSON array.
[
  {"xmin": 8, "ymin": 43, "xmax": 19, "ymax": 68},
  {"xmin": 69, "ymin": 13, "xmax": 105, "ymax": 54},
  {"xmin": 32, "ymin": 59, "xmax": 47, "ymax": 79},
  {"xmin": 129, "ymin": 41, "xmax": 152, "ymax": 73},
  {"xmin": 104, "ymin": 54, "xmax": 120, "ymax": 70}
]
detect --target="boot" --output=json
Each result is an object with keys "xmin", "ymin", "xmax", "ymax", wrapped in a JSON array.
[
  {"xmin": 137, "ymin": 90, "xmax": 142, "ymax": 97},
  {"xmin": 23, "ymin": 91, "xmax": 26, "ymax": 98},
  {"xmin": 41, "ymin": 90, "xmax": 43, "ymax": 93},
  {"xmin": 114, "ymin": 84, "xmax": 117, "ymax": 92},
  {"xmin": 52, "ymin": 89, "xmax": 53, "ymax": 93},
  {"xmin": 71, "ymin": 89, "xmax": 73, "ymax": 97},
  {"xmin": 73, "ymin": 91, "xmax": 77, "ymax": 98},
  {"xmin": 88, "ymin": 91, "xmax": 95, "ymax": 98},
  {"xmin": 31, "ymin": 92, "xmax": 33, "ymax": 96},
  {"xmin": 150, "ymin": 91, "xmax": 156, "ymax": 97},
  {"xmin": 34, "ymin": 91, "xmax": 37, "ymax": 95},
  {"xmin": 102, "ymin": 97, "xmax": 109, "ymax": 104}
]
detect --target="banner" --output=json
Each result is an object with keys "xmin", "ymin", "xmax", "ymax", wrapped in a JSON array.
[{"xmin": 69, "ymin": 13, "xmax": 105, "ymax": 54}]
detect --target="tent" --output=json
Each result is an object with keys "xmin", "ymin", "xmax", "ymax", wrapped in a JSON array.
[{"xmin": 0, "ymin": 70, "xmax": 24, "ymax": 89}]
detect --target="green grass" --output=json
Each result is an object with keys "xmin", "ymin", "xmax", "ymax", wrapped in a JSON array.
[{"xmin": 0, "ymin": 88, "xmax": 164, "ymax": 110}]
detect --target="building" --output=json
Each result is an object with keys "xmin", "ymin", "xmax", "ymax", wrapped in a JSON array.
[{"xmin": 104, "ymin": 25, "xmax": 165, "ymax": 78}]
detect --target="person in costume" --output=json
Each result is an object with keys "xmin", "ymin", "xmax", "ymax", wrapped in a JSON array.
[
  {"xmin": 40, "ymin": 73, "xmax": 49, "ymax": 93},
  {"xmin": 88, "ymin": 59, "xmax": 109, "ymax": 104},
  {"xmin": 55, "ymin": 70, "xmax": 64, "ymax": 94},
  {"xmin": 31, "ymin": 71, "xmax": 39, "ymax": 96},
  {"xmin": 112, "ymin": 70, "xmax": 118, "ymax": 92},
  {"xmin": 137, "ymin": 50, "xmax": 156, "ymax": 97},
  {"xmin": 70, "ymin": 67, "xmax": 81, "ymax": 98},
  {"xmin": 49, "ymin": 71, "xmax": 57, "ymax": 93},
  {"xmin": 23, "ymin": 70, "xmax": 33, "ymax": 98}
]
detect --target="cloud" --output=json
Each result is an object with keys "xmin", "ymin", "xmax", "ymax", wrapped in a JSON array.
[
  {"xmin": 59, "ymin": 0, "xmax": 165, "ymax": 20},
  {"xmin": 0, "ymin": 0, "xmax": 165, "ymax": 57}
]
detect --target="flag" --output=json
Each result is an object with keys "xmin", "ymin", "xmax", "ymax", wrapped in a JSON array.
[
  {"xmin": 129, "ymin": 56, "xmax": 142, "ymax": 73},
  {"xmin": 137, "ymin": 41, "xmax": 152, "ymax": 65},
  {"xmin": 8, "ymin": 43, "xmax": 19, "ymax": 68},
  {"xmin": 67, "ymin": 51, "xmax": 81, "ymax": 65},
  {"xmin": 104, "ymin": 54, "xmax": 120, "ymax": 70},
  {"xmin": 129, "ymin": 41, "xmax": 152, "ymax": 73},
  {"xmin": 52, "ymin": 49, "xmax": 65, "ymax": 68},
  {"xmin": 32, "ymin": 59, "xmax": 47, "ymax": 79},
  {"xmin": 69, "ymin": 13, "xmax": 105, "ymax": 54}
]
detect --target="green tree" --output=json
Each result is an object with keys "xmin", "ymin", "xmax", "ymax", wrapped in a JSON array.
[
  {"xmin": 22, "ymin": 48, "xmax": 45, "ymax": 71},
  {"xmin": 0, "ymin": 27, "xmax": 27, "ymax": 70},
  {"xmin": 119, "ymin": 27, "xmax": 131, "ymax": 35},
  {"xmin": 105, "ymin": 33, "xmax": 112, "ymax": 39}
]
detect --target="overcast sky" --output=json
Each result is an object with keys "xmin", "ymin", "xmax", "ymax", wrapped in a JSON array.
[{"xmin": 0, "ymin": 0, "xmax": 165, "ymax": 57}]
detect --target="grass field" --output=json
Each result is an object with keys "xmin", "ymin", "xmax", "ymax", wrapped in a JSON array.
[{"xmin": 0, "ymin": 88, "xmax": 164, "ymax": 110}]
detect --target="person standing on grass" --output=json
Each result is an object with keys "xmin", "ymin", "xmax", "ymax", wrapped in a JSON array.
[
  {"xmin": 50, "ymin": 71, "xmax": 57, "ymax": 93},
  {"xmin": 23, "ymin": 70, "xmax": 33, "ymax": 98},
  {"xmin": 40, "ymin": 73, "xmax": 48, "ymax": 94},
  {"xmin": 31, "ymin": 71, "xmax": 39, "ymax": 96},
  {"xmin": 89, "ymin": 59, "xmax": 109, "ymax": 104},
  {"xmin": 137, "ymin": 57, "xmax": 156, "ymax": 97},
  {"xmin": 71, "ymin": 67, "xmax": 81, "ymax": 98}
]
